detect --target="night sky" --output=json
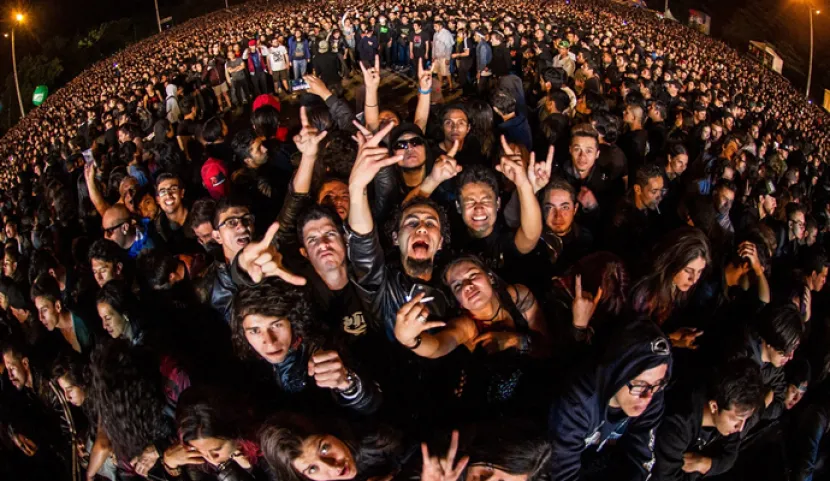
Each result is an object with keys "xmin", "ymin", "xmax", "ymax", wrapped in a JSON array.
[{"xmin": 3, "ymin": 0, "xmax": 829, "ymax": 102}]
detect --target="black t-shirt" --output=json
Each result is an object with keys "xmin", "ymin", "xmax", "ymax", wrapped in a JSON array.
[
  {"xmin": 312, "ymin": 52, "xmax": 341, "ymax": 86},
  {"xmin": 377, "ymin": 23, "xmax": 394, "ymax": 43},
  {"xmin": 454, "ymin": 220, "xmax": 528, "ymax": 284},
  {"xmin": 327, "ymin": 283, "xmax": 368, "ymax": 338},
  {"xmin": 398, "ymin": 23, "xmax": 412, "ymax": 44},
  {"xmin": 597, "ymin": 143, "xmax": 628, "ymax": 180},
  {"xmin": 409, "ymin": 30, "xmax": 427, "ymax": 58}
]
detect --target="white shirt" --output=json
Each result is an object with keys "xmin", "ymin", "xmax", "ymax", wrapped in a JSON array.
[{"xmin": 269, "ymin": 45, "xmax": 288, "ymax": 71}]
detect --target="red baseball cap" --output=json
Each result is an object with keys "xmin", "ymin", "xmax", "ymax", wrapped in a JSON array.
[
  {"xmin": 201, "ymin": 157, "xmax": 229, "ymax": 200},
  {"xmin": 252, "ymin": 93, "xmax": 281, "ymax": 112}
]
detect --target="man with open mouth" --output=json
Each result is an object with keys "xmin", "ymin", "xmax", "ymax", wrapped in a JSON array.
[
  {"xmin": 347, "ymin": 121, "xmax": 453, "ymax": 342},
  {"xmin": 206, "ymin": 197, "xmax": 256, "ymax": 324}
]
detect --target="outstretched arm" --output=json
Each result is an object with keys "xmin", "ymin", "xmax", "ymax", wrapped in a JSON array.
[
  {"xmin": 394, "ymin": 293, "xmax": 477, "ymax": 358},
  {"xmin": 414, "ymin": 58, "xmax": 433, "ymax": 133},
  {"xmin": 497, "ymin": 137, "xmax": 542, "ymax": 254},
  {"xmin": 361, "ymin": 56, "xmax": 382, "ymax": 132},
  {"xmin": 348, "ymin": 122, "xmax": 401, "ymax": 235},
  {"xmin": 84, "ymin": 162, "xmax": 110, "ymax": 217}
]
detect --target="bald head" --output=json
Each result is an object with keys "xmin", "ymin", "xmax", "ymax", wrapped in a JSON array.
[
  {"xmin": 102, "ymin": 205, "xmax": 134, "ymax": 249},
  {"xmin": 103, "ymin": 205, "xmax": 130, "ymax": 228}
]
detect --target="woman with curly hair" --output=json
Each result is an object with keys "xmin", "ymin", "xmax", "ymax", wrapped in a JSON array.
[
  {"xmin": 231, "ymin": 279, "xmax": 381, "ymax": 416},
  {"xmin": 87, "ymin": 339, "xmax": 180, "ymax": 478}
]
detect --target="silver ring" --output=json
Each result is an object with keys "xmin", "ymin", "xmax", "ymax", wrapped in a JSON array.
[{"xmin": 417, "ymin": 315, "xmax": 427, "ymax": 323}]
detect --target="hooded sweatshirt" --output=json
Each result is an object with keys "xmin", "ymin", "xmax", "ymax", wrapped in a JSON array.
[
  {"xmin": 549, "ymin": 320, "xmax": 672, "ymax": 481},
  {"xmin": 165, "ymin": 84, "xmax": 181, "ymax": 125}
]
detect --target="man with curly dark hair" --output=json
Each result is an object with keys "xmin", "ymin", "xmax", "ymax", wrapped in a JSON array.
[{"xmin": 231, "ymin": 279, "xmax": 381, "ymax": 415}]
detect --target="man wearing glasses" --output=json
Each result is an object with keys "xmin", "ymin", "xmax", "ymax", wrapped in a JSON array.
[
  {"xmin": 101, "ymin": 204, "xmax": 155, "ymax": 259},
  {"xmin": 549, "ymin": 321, "xmax": 672, "ymax": 481},
  {"xmin": 154, "ymin": 173, "xmax": 199, "ymax": 255},
  {"xmin": 208, "ymin": 197, "xmax": 256, "ymax": 324}
]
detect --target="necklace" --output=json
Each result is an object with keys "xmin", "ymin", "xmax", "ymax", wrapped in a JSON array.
[{"xmin": 481, "ymin": 304, "xmax": 503, "ymax": 325}]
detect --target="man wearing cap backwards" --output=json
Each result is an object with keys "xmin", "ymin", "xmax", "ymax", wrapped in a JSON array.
[
  {"xmin": 242, "ymin": 39, "xmax": 270, "ymax": 97},
  {"xmin": 553, "ymin": 40, "xmax": 576, "ymax": 78},
  {"xmin": 549, "ymin": 320, "xmax": 673, "ymax": 481}
]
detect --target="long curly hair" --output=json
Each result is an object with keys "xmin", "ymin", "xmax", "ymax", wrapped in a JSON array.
[
  {"xmin": 231, "ymin": 280, "xmax": 322, "ymax": 361},
  {"xmin": 87, "ymin": 339, "xmax": 172, "ymax": 461}
]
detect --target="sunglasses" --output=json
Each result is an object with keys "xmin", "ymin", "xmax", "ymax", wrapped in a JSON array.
[
  {"xmin": 104, "ymin": 220, "xmax": 129, "ymax": 236},
  {"xmin": 394, "ymin": 137, "xmax": 425, "ymax": 150}
]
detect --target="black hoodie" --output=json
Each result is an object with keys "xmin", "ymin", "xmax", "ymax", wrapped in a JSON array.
[
  {"xmin": 653, "ymin": 387, "xmax": 741, "ymax": 481},
  {"xmin": 548, "ymin": 320, "xmax": 673, "ymax": 481}
]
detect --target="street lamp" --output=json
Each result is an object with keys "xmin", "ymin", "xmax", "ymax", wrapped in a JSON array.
[
  {"xmin": 806, "ymin": 7, "xmax": 820, "ymax": 99},
  {"xmin": 11, "ymin": 12, "xmax": 25, "ymax": 118},
  {"xmin": 154, "ymin": 0, "xmax": 162, "ymax": 33}
]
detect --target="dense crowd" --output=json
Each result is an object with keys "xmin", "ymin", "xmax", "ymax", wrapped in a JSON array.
[{"xmin": 1, "ymin": 0, "xmax": 830, "ymax": 480}]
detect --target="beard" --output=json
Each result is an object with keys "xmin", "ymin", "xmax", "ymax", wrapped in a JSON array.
[
  {"xmin": 399, "ymin": 160, "xmax": 426, "ymax": 173},
  {"xmin": 404, "ymin": 257, "xmax": 434, "ymax": 277}
]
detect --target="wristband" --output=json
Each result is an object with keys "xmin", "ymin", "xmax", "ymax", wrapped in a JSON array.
[{"xmin": 418, "ymin": 87, "xmax": 432, "ymax": 95}]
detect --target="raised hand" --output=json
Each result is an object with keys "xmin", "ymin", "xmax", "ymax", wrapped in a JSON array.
[
  {"xmin": 352, "ymin": 119, "xmax": 376, "ymax": 138},
  {"xmin": 237, "ymin": 222, "xmax": 306, "ymax": 286},
  {"xmin": 293, "ymin": 106, "xmax": 328, "ymax": 158},
  {"xmin": 349, "ymin": 121, "xmax": 401, "ymax": 191},
  {"xmin": 496, "ymin": 136, "xmax": 531, "ymax": 190},
  {"xmin": 572, "ymin": 274, "xmax": 603, "ymax": 329},
  {"xmin": 83, "ymin": 161, "xmax": 96, "ymax": 184},
  {"xmin": 420, "ymin": 431, "xmax": 469, "ymax": 481},
  {"xmin": 394, "ymin": 292, "xmax": 446, "ymax": 348},
  {"xmin": 303, "ymin": 74, "xmax": 332, "ymax": 100},
  {"xmin": 418, "ymin": 57, "xmax": 434, "ymax": 92},
  {"xmin": 528, "ymin": 146, "xmax": 554, "ymax": 193},
  {"xmin": 360, "ymin": 55, "xmax": 381, "ymax": 91},
  {"xmin": 428, "ymin": 140, "xmax": 462, "ymax": 186},
  {"xmin": 737, "ymin": 241, "xmax": 762, "ymax": 273}
]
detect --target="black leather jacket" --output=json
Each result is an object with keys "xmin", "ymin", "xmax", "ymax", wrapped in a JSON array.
[
  {"xmin": 346, "ymin": 227, "xmax": 452, "ymax": 341},
  {"xmin": 209, "ymin": 261, "xmax": 237, "ymax": 325},
  {"xmin": 270, "ymin": 342, "xmax": 382, "ymax": 414}
]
